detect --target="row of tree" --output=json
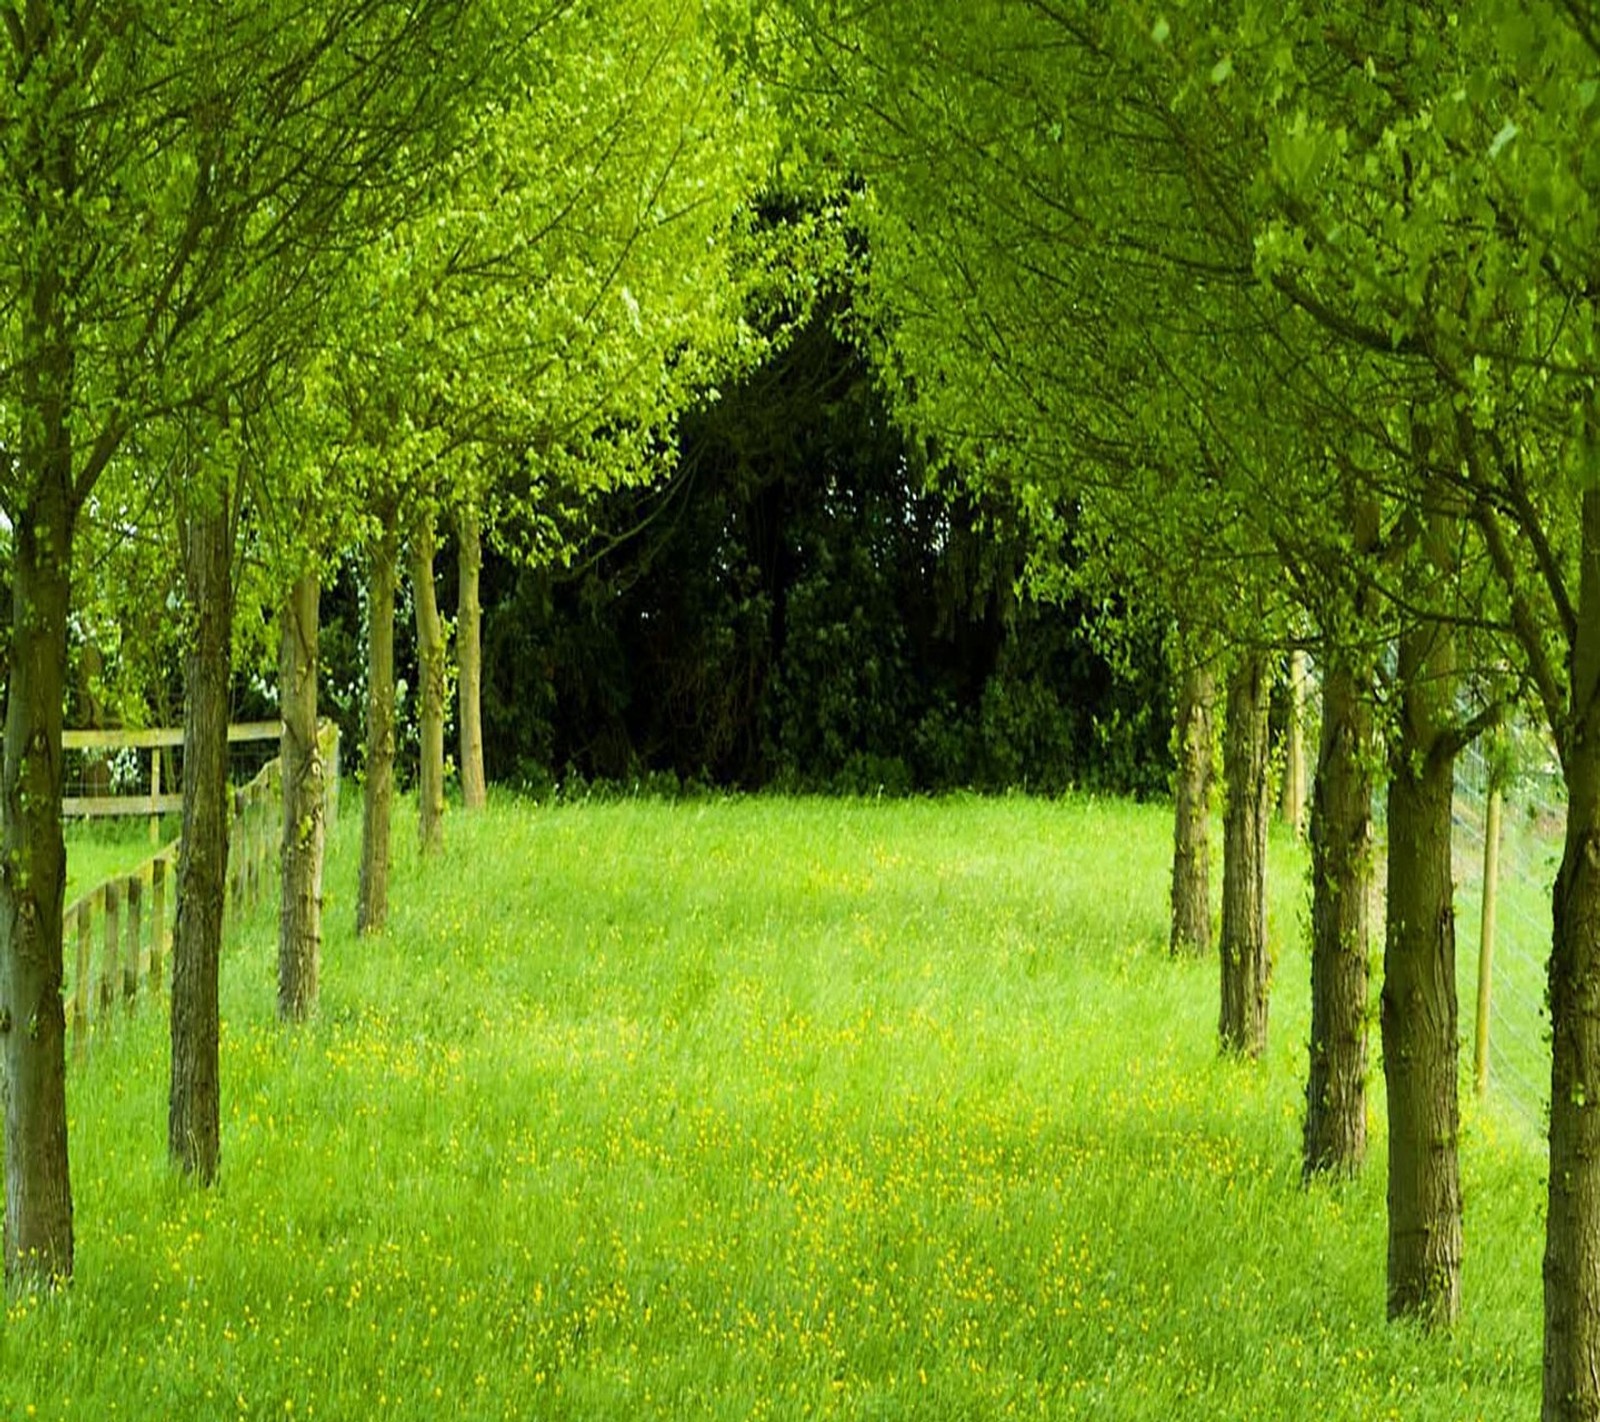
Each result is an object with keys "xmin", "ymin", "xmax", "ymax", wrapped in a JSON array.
[
  {"xmin": 8, "ymin": 4, "xmax": 1596, "ymax": 1417},
  {"xmin": 763, "ymin": 3, "xmax": 1600, "ymax": 1418},
  {"xmin": 2, "ymin": 0, "xmax": 1186, "ymax": 1319},
  {"xmin": 0, "ymin": 0, "xmax": 801, "ymax": 1295}
]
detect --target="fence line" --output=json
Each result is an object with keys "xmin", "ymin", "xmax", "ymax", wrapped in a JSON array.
[
  {"xmin": 62, "ymin": 721, "xmax": 283, "ymax": 838},
  {"xmin": 1452, "ymin": 734, "xmax": 1561, "ymax": 1135},
  {"xmin": 63, "ymin": 722, "xmax": 338, "ymax": 1057}
]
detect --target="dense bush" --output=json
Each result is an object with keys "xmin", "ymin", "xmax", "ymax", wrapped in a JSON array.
[{"xmin": 463, "ymin": 303, "xmax": 1171, "ymax": 798}]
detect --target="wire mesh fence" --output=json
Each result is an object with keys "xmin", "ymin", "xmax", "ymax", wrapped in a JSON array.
[{"xmin": 1452, "ymin": 733, "xmax": 1561, "ymax": 1140}]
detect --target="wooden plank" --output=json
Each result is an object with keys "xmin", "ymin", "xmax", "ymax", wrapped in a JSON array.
[
  {"xmin": 63, "ymin": 794, "xmax": 185, "ymax": 817},
  {"xmin": 150, "ymin": 856, "xmax": 166, "ymax": 995},
  {"xmin": 227, "ymin": 721, "xmax": 284, "ymax": 744},
  {"xmin": 226, "ymin": 801, "xmax": 241, "ymax": 918},
  {"xmin": 242, "ymin": 789, "xmax": 256, "ymax": 909},
  {"xmin": 100, "ymin": 882, "xmax": 119, "ymax": 1016},
  {"xmin": 73, "ymin": 900, "xmax": 90, "ymax": 1060},
  {"xmin": 62, "ymin": 721, "xmax": 283, "ymax": 751},
  {"xmin": 64, "ymin": 727, "xmax": 183, "ymax": 750},
  {"xmin": 124, "ymin": 873, "xmax": 142, "ymax": 1007}
]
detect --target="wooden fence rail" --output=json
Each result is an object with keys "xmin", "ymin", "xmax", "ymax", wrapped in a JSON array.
[
  {"xmin": 63, "ymin": 721, "xmax": 338, "ymax": 1057},
  {"xmin": 63, "ymin": 721, "xmax": 283, "ymax": 841}
]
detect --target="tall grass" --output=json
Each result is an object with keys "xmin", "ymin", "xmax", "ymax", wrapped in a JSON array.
[{"xmin": 14, "ymin": 794, "xmax": 1539, "ymax": 1418}]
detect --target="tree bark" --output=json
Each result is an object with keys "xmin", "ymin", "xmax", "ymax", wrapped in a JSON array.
[
  {"xmin": 1544, "ymin": 488, "xmax": 1600, "ymax": 1419},
  {"xmin": 1381, "ymin": 616, "xmax": 1461, "ymax": 1325},
  {"xmin": 1219, "ymin": 650, "xmax": 1271, "ymax": 1057},
  {"xmin": 169, "ymin": 489, "xmax": 233, "ymax": 1185},
  {"xmin": 457, "ymin": 508, "xmax": 487, "ymax": 812},
  {"xmin": 412, "ymin": 516, "xmax": 446, "ymax": 856},
  {"xmin": 1302, "ymin": 648, "xmax": 1372, "ymax": 1180},
  {"xmin": 2, "ymin": 60, "xmax": 81, "ymax": 1281},
  {"xmin": 1, "ymin": 484, "xmax": 76, "ymax": 1285},
  {"xmin": 277, "ymin": 571, "xmax": 323, "ymax": 1022},
  {"xmin": 357, "ymin": 504, "xmax": 399, "ymax": 936},
  {"xmin": 1170, "ymin": 661, "xmax": 1214, "ymax": 958}
]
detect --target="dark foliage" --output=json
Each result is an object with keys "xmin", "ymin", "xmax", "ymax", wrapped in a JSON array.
[{"xmin": 462, "ymin": 305, "xmax": 1171, "ymax": 797}]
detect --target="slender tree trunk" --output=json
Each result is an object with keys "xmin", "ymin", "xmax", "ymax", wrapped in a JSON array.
[
  {"xmin": 277, "ymin": 571, "xmax": 323, "ymax": 1022},
  {"xmin": 357, "ymin": 505, "xmax": 399, "ymax": 936},
  {"xmin": 457, "ymin": 508, "xmax": 487, "ymax": 812},
  {"xmin": 1302, "ymin": 649, "xmax": 1372, "ymax": 1180},
  {"xmin": 412, "ymin": 517, "xmax": 446, "ymax": 856},
  {"xmin": 1381, "ymin": 617, "xmax": 1461, "ymax": 1325},
  {"xmin": 1, "ymin": 484, "xmax": 76, "ymax": 1284},
  {"xmin": 169, "ymin": 490, "xmax": 233, "ymax": 1185},
  {"xmin": 1281, "ymin": 648, "xmax": 1308, "ymax": 835},
  {"xmin": 1170, "ymin": 661, "xmax": 1214, "ymax": 958},
  {"xmin": 1219, "ymin": 651, "xmax": 1271, "ymax": 1057},
  {"xmin": 1544, "ymin": 488, "xmax": 1600, "ymax": 1419}
]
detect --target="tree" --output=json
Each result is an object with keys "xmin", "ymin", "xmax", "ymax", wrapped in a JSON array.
[
  {"xmin": 318, "ymin": 0, "xmax": 776, "ymax": 924},
  {"xmin": 0, "ymin": 0, "xmax": 504, "ymax": 1249},
  {"xmin": 773, "ymin": 0, "xmax": 1505, "ymax": 1325}
]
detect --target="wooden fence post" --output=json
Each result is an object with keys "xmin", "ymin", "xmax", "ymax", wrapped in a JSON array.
[
  {"xmin": 1474, "ymin": 783, "xmax": 1505, "ymax": 1098},
  {"xmin": 124, "ymin": 872, "xmax": 142, "ymax": 1008},
  {"xmin": 100, "ymin": 881, "xmax": 120, "ymax": 1017},
  {"xmin": 73, "ymin": 900, "xmax": 91, "ymax": 1059},
  {"xmin": 150, "ymin": 854, "xmax": 167, "ymax": 994},
  {"xmin": 227, "ymin": 788, "xmax": 243, "ymax": 921},
  {"xmin": 253, "ymin": 784, "xmax": 264, "ymax": 904}
]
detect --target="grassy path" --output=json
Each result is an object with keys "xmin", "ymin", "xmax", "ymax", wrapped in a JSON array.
[{"xmin": 11, "ymin": 796, "xmax": 1540, "ymax": 1418}]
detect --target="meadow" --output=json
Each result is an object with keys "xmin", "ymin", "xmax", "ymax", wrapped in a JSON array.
[{"xmin": 7, "ymin": 795, "xmax": 1542, "ymax": 1419}]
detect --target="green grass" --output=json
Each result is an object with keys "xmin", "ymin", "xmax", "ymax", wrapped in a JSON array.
[
  {"xmin": 14, "ymin": 794, "xmax": 1541, "ymax": 1419},
  {"xmin": 63, "ymin": 817, "xmax": 181, "ymax": 906}
]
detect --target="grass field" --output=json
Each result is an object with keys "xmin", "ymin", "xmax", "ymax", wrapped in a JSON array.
[
  {"xmin": 62, "ymin": 816, "xmax": 180, "ymax": 907},
  {"xmin": 18, "ymin": 794, "xmax": 1543, "ymax": 1419}
]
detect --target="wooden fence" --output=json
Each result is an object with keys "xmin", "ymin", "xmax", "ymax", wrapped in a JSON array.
[{"xmin": 62, "ymin": 721, "xmax": 339, "ymax": 1056}]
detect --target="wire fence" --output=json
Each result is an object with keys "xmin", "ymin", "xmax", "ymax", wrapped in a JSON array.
[{"xmin": 1452, "ymin": 733, "xmax": 1561, "ymax": 1140}]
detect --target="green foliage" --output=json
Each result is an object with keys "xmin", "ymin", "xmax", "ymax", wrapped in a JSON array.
[{"xmin": 19, "ymin": 797, "xmax": 1540, "ymax": 1418}]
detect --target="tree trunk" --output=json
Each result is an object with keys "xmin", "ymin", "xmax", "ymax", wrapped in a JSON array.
[
  {"xmin": 1170, "ymin": 661, "xmax": 1214, "ymax": 958},
  {"xmin": 412, "ymin": 517, "xmax": 446, "ymax": 856},
  {"xmin": 357, "ymin": 505, "xmax": 399, "ymax": 936},
  {"xmin": 1302, "ymin": 648, "xmax": 1372, "ymax": 1180},
  {"xmin": 169, "ymin": 489, "xmax": 233, "ymax": 1185},
  {"xmin": 457, "ymin": 508, "xmax": 487, "ymax": 812},
  {"xmin": 1, "ymin": 485, "xmax": 76, "ymax": 1285},
  {"xmin": 2, "ymin": 84, "xmax": 81, "ymax": 1282},
  {"xmin": 1219, "ymin": 651, "xmax": 1271, "ymax": 1057},
  {"xmin": 1544, "ymin": 488, "xmax": 1600, "ymax": 1418},
  {"xmin": 277, "ymin": 571, "xmax": 323, "ymax": 1022},
  {"xmin": 1281, "ymin": 648, "xmax": 1308, "ymax": 835},
  {"xmin": 1381, "ymin": 617, "xmax": 1461, "ymax": 1325}
]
